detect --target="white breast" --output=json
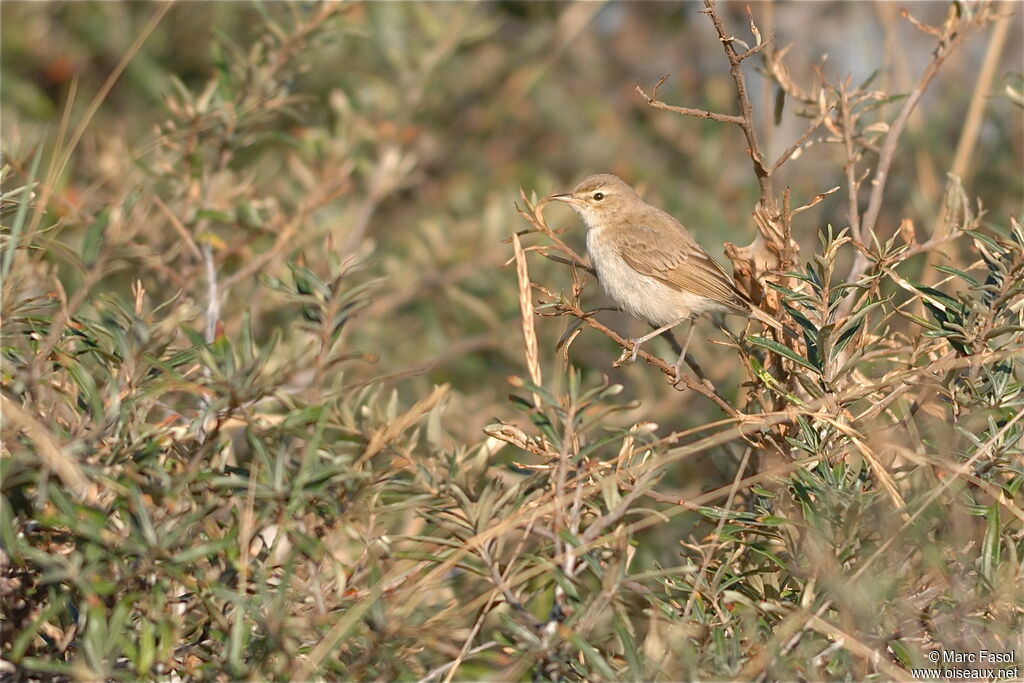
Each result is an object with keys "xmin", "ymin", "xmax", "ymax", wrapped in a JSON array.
[{"xmin": 586, "ymin": 227, "xmax": 720, "ymax": 326}]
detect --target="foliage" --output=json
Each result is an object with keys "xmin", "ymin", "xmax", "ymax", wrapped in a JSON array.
[{"xmin": 1, "ymin": 2, "xmax": 1022, "ymax": 681}]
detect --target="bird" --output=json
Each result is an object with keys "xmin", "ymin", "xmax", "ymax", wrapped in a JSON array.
[{"xmin": 549, "ymin": 173, "xmax": 782, "ymax": 380}]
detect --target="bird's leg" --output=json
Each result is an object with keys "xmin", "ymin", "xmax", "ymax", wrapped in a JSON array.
[
  {"xmin": 660, "ymin": 328, "xmax": 683, "ymax": 355},
  {"xmin": 626, "ymin": 317, "xmax": 689, "ymax": 363},
  {"xmin": 672, "ymin": 320, "xmax": 696, "ymax": 383}
]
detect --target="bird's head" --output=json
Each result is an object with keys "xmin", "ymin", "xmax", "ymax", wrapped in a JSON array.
[{"xmin": 549, "ymin": 173, "xmax": 639, "ymax": 228}]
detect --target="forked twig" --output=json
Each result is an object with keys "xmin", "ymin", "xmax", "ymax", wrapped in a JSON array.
[{"xmin": 839, "ymin": 3, "xmax": 996, "ymax": 314}]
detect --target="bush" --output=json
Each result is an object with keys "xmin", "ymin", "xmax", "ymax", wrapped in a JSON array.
[{"xmin": 2, "ymin": 2, "xmax": 1021, "ymax": 680}]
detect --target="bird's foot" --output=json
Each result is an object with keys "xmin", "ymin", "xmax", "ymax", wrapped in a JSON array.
[
  {"xmin": 628, "ymin": 339, "xmax": 642, "ymax": 363},
  {"xmin": 672, "ymin": 358, "xmax": 686, "ymax": 385},
  {"xmin": 614, "ymin": 339, "xmax": 643, "ymax": 367}
]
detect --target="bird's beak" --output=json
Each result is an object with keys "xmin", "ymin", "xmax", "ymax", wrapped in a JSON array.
[{"xmin": 548, "ymin": 193, "xmax": 581, "ymax": 205}]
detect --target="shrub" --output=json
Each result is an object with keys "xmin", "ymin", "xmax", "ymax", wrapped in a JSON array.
[{"xmin": 2, "ymin": 2, "xmax": 1020, "ymax": 680}]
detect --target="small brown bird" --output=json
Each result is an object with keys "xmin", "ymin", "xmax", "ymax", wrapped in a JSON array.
[{"xmin": 550, "ymin": 173, "xmax": 782, "ymax": 379}]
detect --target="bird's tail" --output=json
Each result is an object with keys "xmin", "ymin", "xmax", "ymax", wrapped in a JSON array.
[{"xmin": 748, "ymin": 305, "xmax": 785, "ymax": 333}]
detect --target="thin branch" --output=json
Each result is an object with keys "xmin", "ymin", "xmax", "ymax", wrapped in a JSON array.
[
  {"xmin": 536, "ymin": 250, "xmax": 597, "ymax": 276},
  {"xmin": 735, "ymin": 36, "xmax": 774, "ymax": 62},
  {"xmin": 844, "ymin": 6, "xmax": 988, "ymax": 294},
  {"xmin": 702, "ymin": 0, "xmax": 772, "ymax": 207},
  {"xmin": 769, "ymin": 105, "xmax": 831, "ymax": 175},
  {"xmin": 154, "ymin": 196, "xmax": 203, "ymax": 261},
  {"xmin": 948, "ymin": 1, "xmax": 1013, "ymax": 189},
  {"xmin": 514, "ymin": 191, "xmax": 591, "ymax": 268},
  {"xmin": 839, "ymin": 82, "xmax": 864, "ymax": 252},
  {"xmin": 680, "ymin": 447, "xmax": 751, "ymax": 619},
  {"xmin": 543, "ymin": 295, "xmax": 741, "ymax": 418},
  {"xmin": 418, "ymin": 643, "xmax": 498, "ymax": 683},
  {"xmin": 636, "ymin": 77, "xmax": 743, "ymax": 125}
]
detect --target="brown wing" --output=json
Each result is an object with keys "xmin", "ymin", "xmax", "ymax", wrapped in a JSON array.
[{"xmin": 617, "ymin": 217, "xmax": 751, "ymax": 314}]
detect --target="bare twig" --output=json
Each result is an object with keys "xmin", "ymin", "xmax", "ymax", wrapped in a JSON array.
[
  {"xmin": 841, "ymin": 4, "xmax": 994, "ymax": 305},
  {"xmin": 543, "ymin": 293, "xmax": 741, "ymax": 417},
  {"xmin": 701, "ymin": 0, "xmax": 773, "ymax": 207},
  {"xmin": 636, "ymin": 75, "xmax": 743, "ymax": 125},
  {"xmin": 680, "ymin": 446, "xmax": 751, "ymax": 619},
  {"xmin": 418, "ymin": 642, "xmax": 498, "ymax": 683},
  {"xmin": 839, "ymin": 82, "xmax": 863, "ymax": 252},
  {"xmin": 769, "ymin": 105, "xmax": 831, "ymax": 175},
  {"xmin": 637, "ymin": 1, "xmax": 828, "ymax": 358},
  {"xmin": 514, "ymin": 191, "xmax": 590, "ymax": 269},
  {"xmin": 948, "ymin": 1, "xmax": 1013, "ymax": 188}
]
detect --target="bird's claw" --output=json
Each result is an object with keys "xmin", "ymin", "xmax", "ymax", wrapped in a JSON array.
[
  {"xmin": 615, "ymin": 340, "xmax": 643, "ymax": 367},
  {"xmin": 628, "ymin": 340, "xmax": 641, "ymax": 363}
]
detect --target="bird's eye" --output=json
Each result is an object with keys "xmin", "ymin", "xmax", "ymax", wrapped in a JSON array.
[{"xmin": 593, "ymin": 192, "xmax": 605, "ymax": 201}]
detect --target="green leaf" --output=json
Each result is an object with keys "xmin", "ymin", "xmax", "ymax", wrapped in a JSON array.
[
  {"xmin": 180, "ymin": 325, "xmax": 209, "ymax": 349},
  {"xmin": 910, "ymin": 282, "xmax": 963, "ymax": 315},
  {"xmin": 781, "ymin": 301, "xmax": 818, "ymax": 335},
  {"xmin": 980, "ymin": 504, "xmax": 1001, "ymax": 586},
  {"xmin": 749, "ymin": 356, "xmax": 805, "ymax": 406},
  {"xmin": 932, "ymin": 264, "xmax": 980, "ymax": 287},
  {"xmin": 614, "ymin": 610, "xmax": 643, "ymax": 680},
  {"xmin": 747, "ymin": 335, "xmax": 820, "ymax": 373},
  {"xmin": 171, "ymin": 538, "xmax": 235, "ymax": 564},
  {"xmin": 82, "ymin": 207, "xmax": 110, "ymax": 267},
  {"xmin": 833, "ymin": 300, "xmax": 882, "ymax": 354},
  {"xmin": 9, "ymin": 591, "xmax": 68, "ymax": 663},
  {"xmin": 569, "ymin": 631, "xmax": 618, "ymax": 680},
  {"xmin": 860, "ymin": 92, "xmax": 910, "ymax": 113},
  {"xmin": 288, "ymin": 262, "xmax": 331, "ymax": 299},
  {"xmin": 137, "ymin": 618, "xmax": 155, "ymax": 675},
  {"xmin": 857, "ymin": 68, "xmax": 880, "ymax": 91},
  {"xmin": 766, "ymin": 281, "xmax": 814, "ymax": 302},
  {"xmin": 195, "ymin": 208, "xmax": 235, "ymax": 224},
  {"xmin": 549, "ymin": 567, "xmax": 580, "ymax": 602},
  {"xmin": 62, "ymin": 354, "xmax": 105, "ymax": 419},
  {"xmin": 236, "ymin": 200, "xmax": 264, "ymax": 229},
  {"xmin": 3, "ymin": 147, "xmax": 42, "ymax": 279}
]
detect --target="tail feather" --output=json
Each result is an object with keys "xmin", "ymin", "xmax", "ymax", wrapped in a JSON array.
[{"xmin": 748, "ymin": 305, "xmax": 784, "ymax": 332}]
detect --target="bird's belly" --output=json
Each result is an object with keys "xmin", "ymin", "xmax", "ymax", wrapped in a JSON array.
[{"xmin": 587, "ymin": 231, "xmax": 715, "ymax": 326}]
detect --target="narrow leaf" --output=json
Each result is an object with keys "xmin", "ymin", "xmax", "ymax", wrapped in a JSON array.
[
  {"xmin": 81, "ymin": 207, "xmax": 110, "ymax": 267},
  {"xmin": 747, "ymin": 335, "xmax": 820, "ymax": 373}
]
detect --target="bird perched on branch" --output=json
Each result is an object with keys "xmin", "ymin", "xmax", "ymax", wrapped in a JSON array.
[{"xmin": 550, "ymin": 173, "xmax": 782, "ymax": 380}]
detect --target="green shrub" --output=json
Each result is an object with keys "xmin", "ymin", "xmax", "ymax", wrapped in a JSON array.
[{"xmin": 2, "ymin": 2, "xmax": 1020, "ymax": 680}]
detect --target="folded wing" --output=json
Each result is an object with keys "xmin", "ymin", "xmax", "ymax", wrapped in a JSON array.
[{"xmin": 617, "ymin": 221, "xmax": 752, "ymax": 316}]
